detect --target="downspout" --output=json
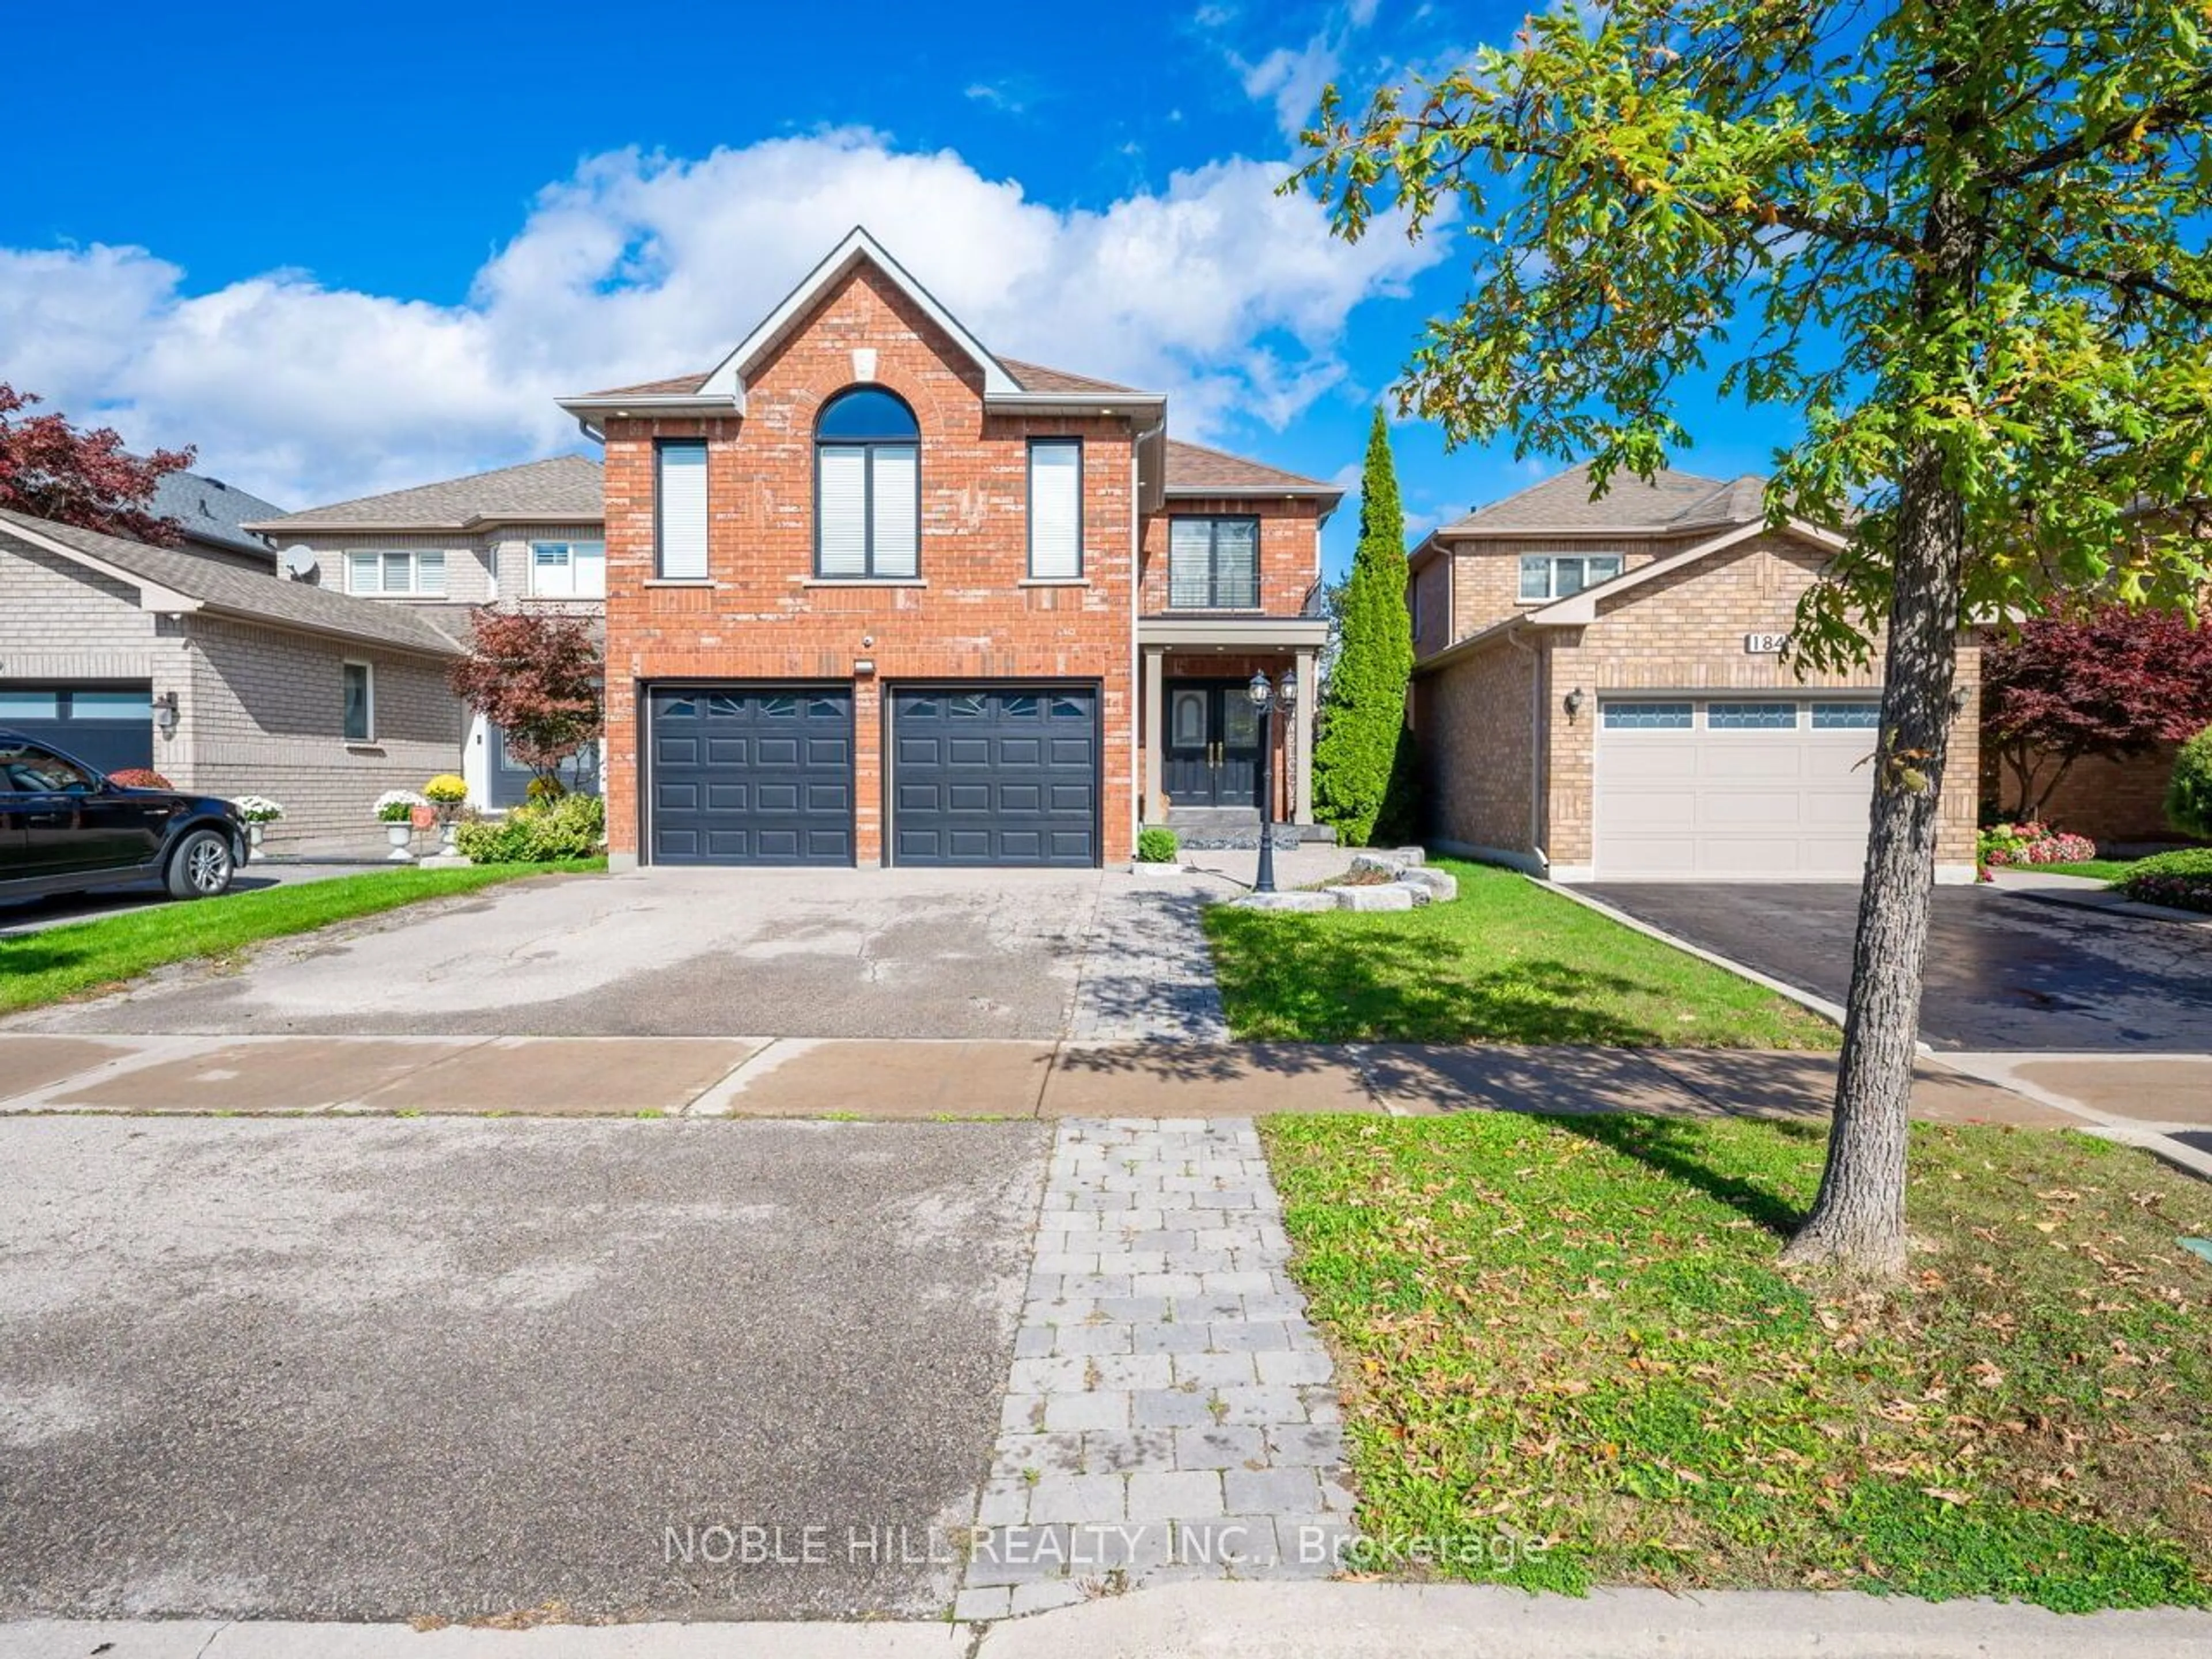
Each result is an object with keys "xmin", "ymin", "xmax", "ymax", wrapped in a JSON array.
[
  {"xmin": 1131, "ymin": 416, "xmax": 1162, "ymax": 855},
  {"xmin": 1508, "ymin": 627, "xmax": 1550, "ymax": 876}
]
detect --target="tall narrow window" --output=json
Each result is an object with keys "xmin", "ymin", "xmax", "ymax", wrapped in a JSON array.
[
  {"xmin": 342, "ymin": 662, "xmax": 374, "ymax": 743},
  {"xmin": 815, "ymin": 387, "xmax": 920, "ymax": 578},
  {"xmin": 1168, "ymin": 517, "xmax": 1261, "ymax": 609},
  {"xmin": 1028, "ymin": 440, "xmax": 1083, "ymax": 579},
  {"xmin": 656, "ymin": 441, "xmax": 709, "ymax": 580}
]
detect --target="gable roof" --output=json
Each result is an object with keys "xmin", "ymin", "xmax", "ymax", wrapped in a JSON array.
[
  {"xmin": 245, "ymin": 456, "xmax": 604, "ymax": 534},
  {"xmin": 1163, "ymin": 439, "xmax": 1339, "ymax": 501},
  {"xmin": 1436, "ymin": 460, "xmax": 1769, "ymax": 538},
  {"xmin": 148, "ymin": 469, "xmax": 286, "ymax": 558},
  {"xmin": 0, "ymin": 508, "xmax": 465, "ymax": 657}
]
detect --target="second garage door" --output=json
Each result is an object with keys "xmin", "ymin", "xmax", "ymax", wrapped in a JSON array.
[
  {"xmin": 647, "ymin": 687, "xmax": 854, "ymax": 866},
  {"xmin": 891, "ymin": 687, "xmax": 1099, "ymax": 866},
  {"xmin": 1594, "ymin": 696, "xmax": 1880, "ymax": 880}
]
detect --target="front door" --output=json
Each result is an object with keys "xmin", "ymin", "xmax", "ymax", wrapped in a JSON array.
[{"xmin": 1161, "ymin": 681, "xmax": 1259, "ymax": 809}]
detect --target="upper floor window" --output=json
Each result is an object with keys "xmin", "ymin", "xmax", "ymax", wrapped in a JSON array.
[
  {"xmin": 1168, "ymin": 517, "xmax": 1260, "ymax": 609},
  {"xmin": 531, "ymin": 540, "xmax": 606, "ymax": 599},
  {"xmin": 816, "ymin": 387, "xmax": 919, "ymax": 579},
  {"xmin": 1028, "ymin": 440, "xmax": 1083, "ymax": 579},
  {"xmin": 346, "ymin": 549, "xmax": 445, "ymax": 597},
  {"xmin": 1518, "ymin": 552, "xmax": 1623, "ymax": 602},
  {"xmin": 656, "ymin": 441, "xmax": 709, "ymax": 580}
]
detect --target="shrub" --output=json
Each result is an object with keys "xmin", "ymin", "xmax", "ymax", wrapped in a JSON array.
[
  {"xmin": 422, "ymin": 773, "xmax": 468, "ymax": 806},
  {"xmin": 453, "ymin": 794, "xmax": 605, "ymax": 864},
  {"xmin": 525, "ymin": 774, "xmax": 567, "ymax": 805},
  {"xmin": 2166, "ymin": 723, "xmax": 2212, "ymax": 842},
  {"xmin": 1976, "ymin": 820, "xmax": 2096, "ymax": 868},
  {"xmin": 107, "ymin": 768, "xmax": 173, "ymax": 790},
  {"xmin": 2118, "ymin": 846, "xmax": 2212, "ymax": 915},
  {"xmin": 1137, "ymin": 827, "xmax": 1180, "ymax": 863}
]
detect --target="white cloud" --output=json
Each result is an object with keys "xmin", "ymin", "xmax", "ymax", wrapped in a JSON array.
[
  {"xmin": 1238, "ymin": 37, "xmax": 1342, "ymax": 140},
  {"xmin": 0, "ymin": 131, "xmax": 1444, "ymax": 507}
]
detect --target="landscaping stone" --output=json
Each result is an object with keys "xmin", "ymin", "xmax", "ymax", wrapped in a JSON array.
[
  {"xmin": 1228, "ymin": 891, "xmax": 1337, "ymax": 912},
  {"xmin": 1322, "ymin": 884, "xmax": 1415, "ymax": 912},
  {"xmin": 1347, "ymin": 852, "xmax": 1412, "ymax": 878},
  {"xmin": 1397, "ymin": 867, "xmax": 1458, "ymax": 902}
]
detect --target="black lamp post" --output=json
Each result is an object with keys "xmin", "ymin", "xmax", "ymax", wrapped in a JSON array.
[{"xmin": 1248, "ymin": 667, "xmax": 1299, "ymax": 894}]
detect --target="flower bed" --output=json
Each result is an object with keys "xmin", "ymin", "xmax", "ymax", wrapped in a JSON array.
[
  {"xmin": 1979, "ymin": 820, "xmax": 2098, "ymax": 868},
  {"xmin": 2118, "ymin": 848, "xmax": 2212, "ymax": 915}
]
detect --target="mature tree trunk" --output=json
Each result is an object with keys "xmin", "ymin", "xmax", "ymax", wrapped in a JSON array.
[{"xmin": 1786, "ymin": 187, "xmax": 1979, "ymax": 1279}]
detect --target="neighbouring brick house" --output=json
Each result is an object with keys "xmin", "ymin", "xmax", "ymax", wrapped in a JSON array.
[
  {"xmin": 0, "ymin": 508, "xmax": 463, "ymax": 849},
  {"xmin": 1407, "ymin": 463, "xmax": 1981, "ymax": 883},
  {"xmin": 245, "ymin": 456, "xmax": 608, "ymax": 809},
  {"xmin": 556, "ymin": 227, "xmax": 1336, "ymax": 870}
]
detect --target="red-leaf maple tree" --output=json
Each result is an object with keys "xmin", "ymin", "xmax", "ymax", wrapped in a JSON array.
[
  {"xmin": 0, "ymin": 384, "xmax": 194, "ymax": 546},
  {"xmin": 449, "ymin": 608, "xmax": 604, "ymax": 789},
  {"xmin": 1984, "ymin": 609, "xmax": 2212, "ymax": 821}
]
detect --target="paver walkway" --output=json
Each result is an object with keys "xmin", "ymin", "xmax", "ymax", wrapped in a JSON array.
[
  {"xmin": 1069, "ymin": 881, "xmax": 1230, "ymax": 1042},
  {"xmin": 955, "ymin": 1118, "xmax": 1354, "ymax": 1620}
]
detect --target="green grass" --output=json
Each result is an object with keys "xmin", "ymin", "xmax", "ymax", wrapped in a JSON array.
[
  {"xmin": 2021, "ymin": 859, "xmax": 2139, "ymax": 881},
  {"xmin": 1263, "ymin": 1114, "xmax": 2212, "ymax": 1608},
  {"xmin": 1203, "ymin": 859, "xmax": 1836, "ymax": 1048},
  {"xmin": 0, "ymin": 860, "xmax": 604, "ymax": 1013}
]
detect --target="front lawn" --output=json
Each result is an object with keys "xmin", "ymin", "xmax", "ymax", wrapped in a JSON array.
[
  {"xmin": 1265, "ymin": 1115, "xmax": 2212, "ymax": 1609},
  {"xmin": 0, "ymin": 860, "xmax": 603, "ymax": 1013},
  {"xmin": 2022, "ymin": 859, "xmax": 2139, "ymax": 881},
  {"xmin": 1204, "ymin": 859, "xmax": 1835, "ymax": 1048}
]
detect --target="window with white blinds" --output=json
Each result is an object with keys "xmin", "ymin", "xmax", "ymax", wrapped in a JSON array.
[
  {"xmin": 1028, "ymin": 440, "xmax": 1083, "ymax": 578},
  {"xmin": 814, "ymin": 387, "xmax": 920, "ymax": 579},
  {"xmin": 656, "ymin": 441, "xmax": 709, "ymax": 580},
  {"xmin": 346, "ymin": 549, "xmax": 446, "ymax": 596},
  {"xmin": 1168, "ymin": 517, "xmax": 1260, "ymax": 609},
  {"xmin": 531, "ymin": 541, "xmax": 606, "ymax": 599}
]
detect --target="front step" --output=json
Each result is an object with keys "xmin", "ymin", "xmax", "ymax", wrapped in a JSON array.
[{"xmin": 1163, "ymin": 809, "xmax": 1337, "ymax": 851}]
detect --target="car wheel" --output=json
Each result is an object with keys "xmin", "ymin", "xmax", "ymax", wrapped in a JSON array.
[{"xmin": 166, "ymin": 828, "xmax": 236, "ymax": 900}]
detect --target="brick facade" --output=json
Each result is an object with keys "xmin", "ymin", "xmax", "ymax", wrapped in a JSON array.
[
  {"xmin": 1419, "ymin": 532, "xmax": 1980, "ymax": 875},
  {"xmin": 1987, "ymin": 740, "xmax": 2198, "ymax": 845},
  {"xmin": 599, "ymin": 264, "xmax": 1142, "ymax": 866},
  {"xmin": 1138, "ymin": 498, "xmax": 1321, "ymax": 618}
]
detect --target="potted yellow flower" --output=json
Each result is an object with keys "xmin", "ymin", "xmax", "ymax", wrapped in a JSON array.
[{"xmin": 423, "ymin": 774, "xmax": 469, "ymax": 855}]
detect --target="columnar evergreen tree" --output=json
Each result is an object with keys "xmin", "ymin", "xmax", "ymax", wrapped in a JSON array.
[
  {"xmin": 1313, "ymin": 407, "xmax": 1416, "ymax": 846},
  {"xmin": 1299, "ymin": 0, "xmax": 2212, "ymax": 1274}
]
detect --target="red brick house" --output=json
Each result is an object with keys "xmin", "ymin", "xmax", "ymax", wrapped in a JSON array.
[{"xmin": 558, "ymin": 229, "xmax": 1336, "ymax": 870}]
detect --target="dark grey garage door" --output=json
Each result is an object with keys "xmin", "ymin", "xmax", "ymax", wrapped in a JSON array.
[
  {"xmin": 647, "ymin": 687, "xmax": 854, "ymax": 866},
  {"xmin": 891, "ymin": 687, "xmax": 1099, "ymax": 867},
  {"xmin": 0, "ymin": 685, "xmax": 153, "ymax": 776}
]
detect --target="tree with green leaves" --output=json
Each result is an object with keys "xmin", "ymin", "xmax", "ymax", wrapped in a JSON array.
[
  {"xmin": 1314, "ymin": 406, "xmax": 1417, "ymax": 846},
  {"xmin": 1298, "ymin": 1, "xmax": 2212, "ymax": 1274}
]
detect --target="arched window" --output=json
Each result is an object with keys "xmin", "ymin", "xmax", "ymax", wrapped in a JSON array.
[{"xmin": 815, "ymin": 387, "xmax": 920, "ymax": 578}]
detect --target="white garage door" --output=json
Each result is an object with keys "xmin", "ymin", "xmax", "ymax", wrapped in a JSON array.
[{"xmin": 1594, "ymin": 697, "xmax": 1881, "ymax": 880}]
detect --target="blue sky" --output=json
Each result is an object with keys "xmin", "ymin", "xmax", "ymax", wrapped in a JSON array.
[{"xmin": 3, "ymin": 0, "xmax": 1780, "ymax": 576}]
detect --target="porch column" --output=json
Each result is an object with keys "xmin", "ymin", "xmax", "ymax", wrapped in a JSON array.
[
  {"xmin": 1142, "ymin": 645, "xmax": 1167, "ymax": 823},
  {"xmin": 1292, "ymin": 646, "xmax": 1316, "ymax": 825}
]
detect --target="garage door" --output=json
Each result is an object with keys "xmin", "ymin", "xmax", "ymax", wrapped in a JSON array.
[
  {"xmin": 647, "ymin": 687, "xmax": 853, "ymax": 866},
  {"xmin": 0, "ymin": 685, "xmax": 153, "ymax": 775},
  {"xmin": 891, "ymin": 687, "xmax": 1099, "ymax": 866},
  {"xmin": 1594, "ymin": 697, "xmax": 1880, "ymax": 880}
]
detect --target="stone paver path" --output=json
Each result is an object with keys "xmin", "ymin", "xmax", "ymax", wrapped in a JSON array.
[
  {"xmin": 1068, "ymin": 881, "xmax": 1230, "ymax": 1043},
  {"xmin": 956, "ymin": 1117, "xmax": 1354, "ymax": 1620}
]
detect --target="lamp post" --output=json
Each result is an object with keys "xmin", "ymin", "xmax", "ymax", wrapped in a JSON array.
[{"xmin": 1248, "ymin": 668, "xmax": 1298, "ymax": 894}]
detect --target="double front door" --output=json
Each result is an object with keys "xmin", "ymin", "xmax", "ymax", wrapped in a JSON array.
[{"xmin": 1162, "ymin": 680, "xmax": 1260, "ymax": 808}]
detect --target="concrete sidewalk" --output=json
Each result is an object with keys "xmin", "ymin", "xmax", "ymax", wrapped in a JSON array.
[
  {"xmin": 0, "ymin": 1031, "xmax": 2080, "ymax": 1125},
  {"xmin": 10, "ymin": 1580, "xmax": 2212, "ymax": 1657}
]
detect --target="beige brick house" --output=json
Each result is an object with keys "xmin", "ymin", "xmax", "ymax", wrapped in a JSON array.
[
  {"xmin": 0, "ymin": 509, "xmax": 463, "ymax": 851},
  {"xmin": 1408, "ymin": 463, "xmax": 1980, "ymax": 883},
  {"xmin": 245, "ymin": 456, "xmax": 607, "ymax": 811}
]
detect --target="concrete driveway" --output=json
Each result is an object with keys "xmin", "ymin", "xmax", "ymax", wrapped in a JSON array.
[
  {"xmin": 12, "ymin": 866, "xmax": 1112, "ymax": 1040},
  {"xmin": 0, "ymin": 1113, "xmax": 1045, "ymax": 1622},
  {"xmin": 1581, "ymin": 882, "xmax": 2212, "ymax": 1052}
]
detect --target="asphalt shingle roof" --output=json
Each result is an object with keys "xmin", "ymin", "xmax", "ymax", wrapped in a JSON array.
[
  {"xmin": 1162, "ymin": 438, "xmax": 1338, "ymax": 497},
  {"xmin": 1438, "ymin": 460, "xmax": 1767, "ymax": 535},
  {"xmin": 147, "ymin": 469, "xmax": 286, "ymax": 557},
  {"xmin": 247, "ymin": 456, "xmax": 604, "ymax": 532},
  {"xmin": 0, "ymin": 509, "xmax": 464, "ymax": 657}
]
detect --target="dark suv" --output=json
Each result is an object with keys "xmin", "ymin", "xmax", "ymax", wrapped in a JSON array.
[{"xmin": 0, "ymin": 732, "xmax": 248, "ymax": 904}]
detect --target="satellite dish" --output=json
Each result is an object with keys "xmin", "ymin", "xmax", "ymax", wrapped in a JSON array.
[{"xmin": 279, "ymin": 544, "xmax": 320, "ymax": 582}]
